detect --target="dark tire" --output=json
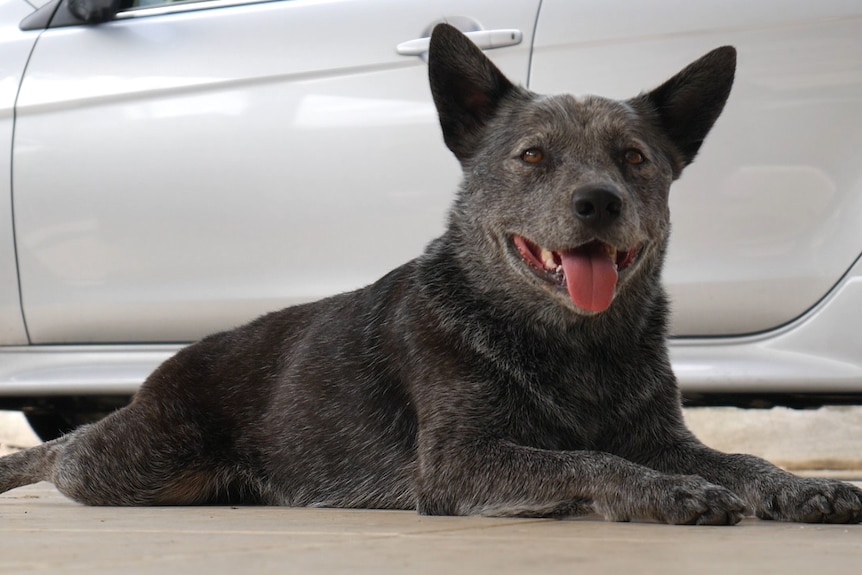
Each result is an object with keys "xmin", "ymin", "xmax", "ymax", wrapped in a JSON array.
[
  {"xmin": 24, "ymin": 412, "xmax": 80, "ymax": 442},
  {"xmin": 22, "ymin": 396, "xmax": 132, "ymax": 441}
]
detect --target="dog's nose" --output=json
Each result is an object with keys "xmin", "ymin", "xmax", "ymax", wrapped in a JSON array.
[{"xmin": 572, "ymin": 185, "xmax": 623, "ymax": 227}]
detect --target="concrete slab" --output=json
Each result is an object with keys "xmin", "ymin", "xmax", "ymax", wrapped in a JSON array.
[
  {"xmin": 1, "ymin": 482, "xmax": 861, "ymax": 575},
  {"xmin": 684, "ymin": 405, "xmax": 862, "ymax": 476},
  {"xmin": 0, "ymin": 411, "xmax": 38, "ymax": 456}
]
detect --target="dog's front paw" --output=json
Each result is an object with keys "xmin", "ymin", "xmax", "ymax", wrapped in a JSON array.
[
  {"xmin": 755, "ymin": 478, "xmax": 862, "ymax": 523},
  {"xmin": 598, "ymin": 474, "xmax": 745, "ymax": 525},
  {"xmin": 652, "ymin": 475, "xmax": 746, "ymax": 525}
]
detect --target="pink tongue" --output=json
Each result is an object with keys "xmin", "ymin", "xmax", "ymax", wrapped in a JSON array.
[{"xmin": 559, "ymin": 244, "xmax": 618, "ymax": 313}]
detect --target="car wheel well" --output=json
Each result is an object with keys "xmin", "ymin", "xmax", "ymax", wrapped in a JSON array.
[{"xmin": 0, "ymin": 396, "xmax": 133, "ymax": 442}]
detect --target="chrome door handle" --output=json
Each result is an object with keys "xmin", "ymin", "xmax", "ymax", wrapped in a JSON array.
[{"xmin": 396, "ymin": 29, "xmax": 523, "ymax": 56}]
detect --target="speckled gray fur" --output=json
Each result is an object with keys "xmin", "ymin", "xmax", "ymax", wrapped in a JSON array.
[{"xmin": 1, "ymin": 24, "xmax": 860, "ymax": 525}]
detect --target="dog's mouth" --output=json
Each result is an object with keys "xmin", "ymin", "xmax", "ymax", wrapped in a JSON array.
[{"xmin": 512, "ymin": 235, "xmax": 641, "ymax": 314}]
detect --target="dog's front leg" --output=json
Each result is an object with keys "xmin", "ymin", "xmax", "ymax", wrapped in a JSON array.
[
  {"xmin": 642, "ymin": 438, "xmax": 862, "ymax": 524},
  {"xmin": 415, "ymin": 436, "xmax": 745, "ymax": 524}
]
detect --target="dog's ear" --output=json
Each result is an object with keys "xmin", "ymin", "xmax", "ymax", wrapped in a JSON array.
[
  {"xmin": 633, "ymin": 46, "xmax": 736, "ymax": 175},
  {"xmin": 428, "ymin": 23, "xmax": 517, "ymax": 162}
]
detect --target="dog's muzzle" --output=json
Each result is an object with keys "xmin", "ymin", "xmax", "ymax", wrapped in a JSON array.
[{"xmin": 513, "ymin": 235, "xmax": 640, "ymax": 313}]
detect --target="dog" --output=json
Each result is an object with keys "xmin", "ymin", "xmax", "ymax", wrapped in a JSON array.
[{"xmin": 1, "ymin": 24, "xmax": 860, "ymax": 525}]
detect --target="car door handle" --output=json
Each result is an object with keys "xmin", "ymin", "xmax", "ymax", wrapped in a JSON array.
[{"xmin": 396, "ymin": 29, "xmax": 523, "ymax": 56}]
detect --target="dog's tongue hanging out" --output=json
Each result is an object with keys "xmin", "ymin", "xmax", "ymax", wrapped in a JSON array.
[{"xmin": 560, "ymin": 243, "xmax": 618, "ymax": 313}]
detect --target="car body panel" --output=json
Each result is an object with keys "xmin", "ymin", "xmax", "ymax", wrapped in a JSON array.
[
  {"xmin": 531, "ymin": 0, "xmax": 862, "ymax": 336},
  {"xmin": 1, "ymin": 0, "xmax": 861, "ymax": 407},
  {"xmin": 0, "ymin": 0, "xmax": 35, "ymax": 346},
  {"xmin": 13, "ymin": 0, "xmax": 539, "ymax": 343},
  {"xmin": 4, "ymin": 251, "xmax": 861, "ymax": 397},
  {"xmin": 673, "ymin": 251, "xmax": 862, "ymax": 393}
]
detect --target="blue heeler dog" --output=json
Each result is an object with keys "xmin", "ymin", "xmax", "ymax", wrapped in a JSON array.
[{"xmin": 1, "ymin": 24, "xmax": 860, "ymax": 524}]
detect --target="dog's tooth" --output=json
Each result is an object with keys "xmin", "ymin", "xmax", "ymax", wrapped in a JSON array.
[
  {"xmin": 540, "ymin": 248, "xmax": 556, "ymax": 270},
  {"xmin": 608, "ymin": 246, "xmax": 618, "ymax": 260}
]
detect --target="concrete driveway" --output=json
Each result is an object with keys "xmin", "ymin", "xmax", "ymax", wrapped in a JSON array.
[{"xmin": 2, "ymin": 481, "xmax": 861, "ymax": 575}]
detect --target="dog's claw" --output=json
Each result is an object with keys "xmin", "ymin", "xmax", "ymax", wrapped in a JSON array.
[{"xmin": 694, "ymin": 508, "xmax": 744, "ymax": 526}]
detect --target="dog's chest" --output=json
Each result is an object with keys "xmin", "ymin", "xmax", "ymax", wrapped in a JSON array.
[{"xmin": 500, "ymin": 358, "xmax": 647, "ymax": 452}]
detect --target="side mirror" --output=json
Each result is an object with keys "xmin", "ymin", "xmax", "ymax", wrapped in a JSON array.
[{"xmin": 68, "ymin": 0, "xmax": 122, "ymax": 24}]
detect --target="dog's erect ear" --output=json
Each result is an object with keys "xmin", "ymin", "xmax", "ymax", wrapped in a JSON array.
[
  {"xmin": 633, "ymin": 46, "xmax": 736, "ymax": 175},
  {"xmin": 428, "ymin": 24, "xmax": 517, "ymax": 162}
]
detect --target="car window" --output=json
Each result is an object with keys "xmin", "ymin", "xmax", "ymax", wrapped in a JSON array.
[
  {"xmin": 123, "ymin": 0, "xmax": 211, "ymax": 9},
  {"xmin": 118, "ymin": 0, "xmax": 272, "ymax": 14}
]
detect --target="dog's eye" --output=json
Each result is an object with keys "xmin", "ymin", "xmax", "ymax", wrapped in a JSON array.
[
  {"xmin": 521, "ymin": 148, "xmax": 544, "ymax": 165},
  {"xmin": 623, "ymin": 149, "xmax": 645, "ymax": 165}
]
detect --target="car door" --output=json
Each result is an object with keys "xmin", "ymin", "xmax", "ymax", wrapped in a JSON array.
[
  {"xmin": 530, "ymin": 0, "xmax": 862, "ymax": 337},
  {"xmin": 0, "ymin": 0, "xmax": 36, "ymax": 347},
  {"xmin": 13, "ymin": 0, "xmax": 540, "ymax": 344}
]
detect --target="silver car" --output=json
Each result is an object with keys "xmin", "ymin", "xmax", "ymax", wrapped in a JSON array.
[{"xmin": 2, "ymin": 0, "xmax": 861, "ymax": 438}]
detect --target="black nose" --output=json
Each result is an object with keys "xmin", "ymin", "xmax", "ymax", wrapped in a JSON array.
[{"xmin": 572, "ymin": 185, "xmax": 623, "ymax": 227}]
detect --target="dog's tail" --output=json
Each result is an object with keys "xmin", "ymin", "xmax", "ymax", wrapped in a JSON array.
[{"xmin": 0, "ymin": 437, "xmax": 67, "ymax": 494}]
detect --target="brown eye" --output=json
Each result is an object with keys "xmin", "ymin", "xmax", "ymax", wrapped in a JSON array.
[
  {"xmin": 624, "ymin": 149, "xmax": 645, "ymax": 165},
  {"xmin": 521, "ymin": 148, "xmax": 544, "ymax": 164}
]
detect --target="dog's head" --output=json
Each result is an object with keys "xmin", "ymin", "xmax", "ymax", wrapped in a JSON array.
[{"xmin": 428, "ymin": 24, "xmax": 735, "ymax": 320}]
